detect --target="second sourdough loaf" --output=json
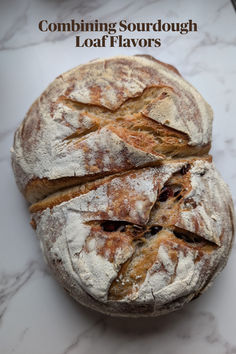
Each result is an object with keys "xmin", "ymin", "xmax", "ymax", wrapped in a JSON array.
[{"xmin": 11, "ymin": 55, "xmax": 234, "ymax": 317}]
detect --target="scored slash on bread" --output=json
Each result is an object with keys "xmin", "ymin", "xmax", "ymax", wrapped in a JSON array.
[{"xmin": 11, "ymin": 55, "xmax": 235, "ymax": 317}]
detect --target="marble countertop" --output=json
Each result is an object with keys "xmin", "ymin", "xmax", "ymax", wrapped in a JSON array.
[{"xmin": 1, "ymin": 0, "xmax": 236, "ymax": 353}]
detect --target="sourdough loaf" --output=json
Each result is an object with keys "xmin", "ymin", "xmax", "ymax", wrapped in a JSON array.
[{"xmin": 11, "ymin": 55, "xmax": 235, "ymax": 317}]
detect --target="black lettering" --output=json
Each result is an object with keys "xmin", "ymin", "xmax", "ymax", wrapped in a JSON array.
[
  {"xmin": 110, "ymin": 36, "xmax": 119, "ymax": 47},
  {"xmin": 189, "ymin": 19, "xmax": 197, "ymax": 32},
  {"xmin": 39, "ymin": 20, "xmax": 48, "ymax": 32},
  {"xmin": 75, "ymin": 36, "xmax": 81, "ymax": 47},
  {"xmin": 108, "ymin": 22, "xmax": 117, "ymax": 34},
  {"xmin": 157, "ymin": 19, "xmax": 162, "ymax": 31},
  {"xmin": 170, "ymin": 23, "xmax": 180, "ymax": 33},
  {"xmin": 122, "ymin": 37, "xmax": 130, "ymax": 47},
  {"xmin": 119, "ymin": 35, "xmax": 123, "ymax": 47},
  {"xmin": 71, "ymin": 20, "xmax": 80, "ymax": 32},
  {"xmin": 84, "ymin": 38, "xmax": 93, "ymax": 47},
  {"xmin": 127, "ymin": 23, "xmax": 136, "ymax": 32},
  {"xmin": 162, "ymin": 23, "xmax": 171, "ymax": 32},
  {"xmin": 138, "ymin": 38, "xmax": 147, "ymax": 47},
  {"xmin": 101, "ymin": 35, "xmax": 108, "ymax": 47},
  {"xmin": 48, "ymin": 23, "xmax": 57, "ymax": 32},
  {"xmin": 57, "ymin": 22, "xmax": 70, "ymax": 32},
  {"xmin": 154, "ymin": 38, "xmax": 161, "ymax": 47},
  {"xmin": 180, "ymin": 23, "xmax": 188, "ymax": 34},
  {"xmin": 119, "ymin": 20, "xmax": 127, "ymax": 32},
  {"xmin": 130, "ymin": 38, "xmax": 139, "ymax": 47},
  {"xmin": 93, "ymin": 38, "xmax": 100, "ymax": 47}
]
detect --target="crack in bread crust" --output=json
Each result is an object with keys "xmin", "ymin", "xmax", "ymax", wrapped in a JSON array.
[
  {"xmin": 58, "ymin": 86, "xmax": 173, "ymax": 117},
  {"xmin": 108, "ymin": 227, "xmax": 217, "ymax": 301},
  {"xmin": 29, "ymin": 156, "xmax": 212, "ymax": 213}
]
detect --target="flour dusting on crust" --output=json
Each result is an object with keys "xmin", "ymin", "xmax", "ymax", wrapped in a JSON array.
[{"xmin": 12, "ymin": 55, "xmax": 235, "ymax": 317}]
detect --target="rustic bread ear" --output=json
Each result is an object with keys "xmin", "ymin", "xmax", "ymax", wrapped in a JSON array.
[{"xmin": 11, "ymin": 55, "xmax": 235, "ymax": 317}]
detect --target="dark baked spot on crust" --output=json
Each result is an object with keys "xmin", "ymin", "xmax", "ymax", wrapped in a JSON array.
[
  {"xmin": 180, "ymin": 163, "xmax": 191, "ymax": 175},
  {"xmin": 173, "ymin": 227, "xmax": 218, "ymax": 249},
  {"xmin": 158, "ymin": 186, "xmax": 174, "ymax": 202},
  {"xmin": 91, "ymin": 220, "xmax": 164, "ymax": 240},
  {"xmin": 150, "ymin": 225, "xmax": 163, "ymax": 235},
  {"xmin": 184, "ymin": 197, "xmax": 197, "ymax": 208},
  {"xmin": 173, "ymin": 230, "xmax": 201, "ymax": 244},
  {"xmin": 101, "ymin": 221, "xmax": 128, "ymax": 232}
]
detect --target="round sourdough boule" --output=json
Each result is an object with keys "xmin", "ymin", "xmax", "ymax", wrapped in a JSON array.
[
  {"xmin": 30, "ymin": 158, "xmax": 234, "ymax": 317},
  {"xmin": 11, "ymin": 55, "xmax": 213, "ymax": 203},
  {"xmin": 12, "ymin": 55, "xmax": 235, "ymax": 317}
]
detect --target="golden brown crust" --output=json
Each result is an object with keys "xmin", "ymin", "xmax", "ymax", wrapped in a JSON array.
[
  {"xmin": 11, "ymin": 55, "xmax": 235, "ymax": 317},
  {"xmin": 29, "ymin": 156, "xmax": 212, "ymax": 214},
  {"xmin": 30, "ymin": 159, "xmax": 234, "ymax": 317},
  {"xmin": 12, "ymin": 55, "xmax": 213, "ymax": 203},
  {"xmin": 29, "ymin": 173, "xmax": 122, "ymax": 213}
]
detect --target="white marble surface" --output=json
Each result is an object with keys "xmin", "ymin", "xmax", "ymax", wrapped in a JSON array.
[{"xmin": 1, "ymin": 0, "xmax": 236, "ymax": 353}]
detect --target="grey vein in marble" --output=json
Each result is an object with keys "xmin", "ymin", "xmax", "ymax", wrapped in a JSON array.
[{"xmin": 0, "ymin": 261, "xmax": 48, "ymax": 324}]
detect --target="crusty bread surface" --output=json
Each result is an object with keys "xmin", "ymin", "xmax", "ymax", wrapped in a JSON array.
[{"xmin": 11, "ymin": 55, "xmax": 235, "ymax": 317}]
